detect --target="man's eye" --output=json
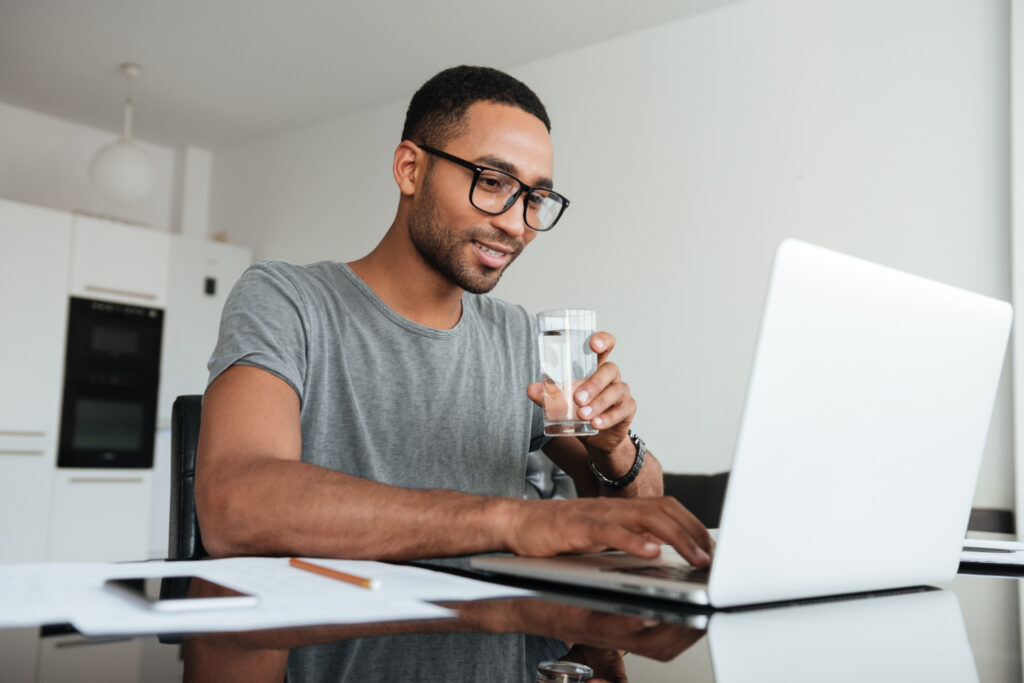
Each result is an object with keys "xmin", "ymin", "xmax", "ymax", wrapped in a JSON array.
[
  {"xmin": 477, "ymin": 174, "xmax": 504, "ymax": 192},
  {"xmin": 527, "ymin": 193, "xmax": 546, "ymax": 207}
]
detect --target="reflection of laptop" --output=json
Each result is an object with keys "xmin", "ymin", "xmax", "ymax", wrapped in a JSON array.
[
  {"xmin": 473, "ymin": 239, "xmax": 1012, "ymax": 608},
  {"xmin": 709, "ymin": 589, "xmax": 977, "ymax": 682}
]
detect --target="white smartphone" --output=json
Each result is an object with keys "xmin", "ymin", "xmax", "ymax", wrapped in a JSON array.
[{"xmin": 104, "ymin": 575, "xmax": 259, "ymax": 611}]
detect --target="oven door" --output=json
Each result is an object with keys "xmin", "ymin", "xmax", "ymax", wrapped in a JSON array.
[
  {"xmin": 57, "ymin": 387, "xmax": 157, "ymax": 468},
  {"xmin": 64, "ymin": 297, "xmax": 163, "ymax": 386}
]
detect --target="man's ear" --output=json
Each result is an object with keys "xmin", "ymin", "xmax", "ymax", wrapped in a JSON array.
[{"xmin": 393, "ymin": 141, "xmax": 424, "ymax": 196}]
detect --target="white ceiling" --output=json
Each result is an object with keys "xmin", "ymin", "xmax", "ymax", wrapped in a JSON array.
[{"xmin": 0, "ymin": 0, "xmax": 735, "ymax": 150}]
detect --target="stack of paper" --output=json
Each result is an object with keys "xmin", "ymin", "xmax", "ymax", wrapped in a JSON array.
[
  {"xmin": 960, "ymin": 538, "xmax": 1024, "ymax": 566},
  {"xmin": 0, "ymin": 556, "xmax": 533, "ymax": 636}
]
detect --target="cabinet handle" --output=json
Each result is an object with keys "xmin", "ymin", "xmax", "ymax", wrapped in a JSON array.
[
  {"xmin": 55, "ymin": 635, "xmax": 133, "ymax": 648},
  {"xmin": 84, "ymin": 284, "xmax": 158, "ymax": 302},
  {"xmin": 69, "ymin": 477, "xmax": 145, "ymax": 484},
  {"xmin": 0, "ymin": 430, "xmax": 45, "ymax": 437},
  {"xmin": 0, "ymin": 449, "xmax": 44, "ymax": 456}
]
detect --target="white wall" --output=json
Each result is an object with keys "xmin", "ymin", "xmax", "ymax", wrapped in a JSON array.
[
  {"xmin": 0, "ymin": 100, "xmax": 182, "ymax": 231},
  {"xmin": 211, "ymin": 0, "xmax": 1013, "ymax": 508}
]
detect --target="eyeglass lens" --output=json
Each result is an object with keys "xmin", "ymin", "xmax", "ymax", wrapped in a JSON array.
[{"xmin": 471, "ymin": 169, "xmax": 565, "ymax": 230}]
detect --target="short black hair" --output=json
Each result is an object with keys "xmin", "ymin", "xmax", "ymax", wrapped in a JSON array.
[{"xmin": 401, "ymin": 65, "xmax": 551, "ymax": 147}]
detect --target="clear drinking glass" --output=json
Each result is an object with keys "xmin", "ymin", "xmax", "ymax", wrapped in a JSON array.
[
  {"xmin": 536, "ymin": 660, "xmax": 594, "ymax": 682},
  {"xmin": 537, "ymin": 308, "xmax": 598, "ymax": 437}
]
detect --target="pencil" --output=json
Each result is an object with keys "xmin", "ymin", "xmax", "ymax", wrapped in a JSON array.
[{"xmin": 289, "ymin": 557, "xmax": 381, "ymax": 590}]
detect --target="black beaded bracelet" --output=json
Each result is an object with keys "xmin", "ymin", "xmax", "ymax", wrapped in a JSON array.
[{"xmin": 588, "ymin": 430, "xmax": 646, "ymax": 489}]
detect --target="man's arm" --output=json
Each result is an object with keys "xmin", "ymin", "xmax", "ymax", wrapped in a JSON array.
[
  {"xmin": 541, "ymin": 436, "xmax": 663, "ymax": 499},
  {"xmin": 195, "ymin": 365, "xmax": 712, "ymax": 565}
]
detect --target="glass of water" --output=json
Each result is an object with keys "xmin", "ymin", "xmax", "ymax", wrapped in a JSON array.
[{"xmin": 537, "ymin": 308, "xmax": 598, "ymax": 437}]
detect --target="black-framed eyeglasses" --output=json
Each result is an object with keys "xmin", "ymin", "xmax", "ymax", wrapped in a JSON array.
[{"xmin": 417, "ymin": 144, "xmax": 570, "ymax": 232}]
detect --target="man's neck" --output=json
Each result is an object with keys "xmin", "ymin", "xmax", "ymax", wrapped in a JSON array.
[{"xmin": 348, "ymin": 225, "xmax": 465, "ymax": 330}]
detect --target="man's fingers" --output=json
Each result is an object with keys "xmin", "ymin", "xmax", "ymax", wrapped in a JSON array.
[
  {"xmin": 591, "ymin": 332, "xmax": 616, "ymax": 364},
  {"xmin": 649, "ymin": 497, "xmax": 716, "ymax": 554},
  {"xmin": 623, "ymin": 510, "xmax": 711, "ymax": 567},
  {"xmin": 575, "ymin": 362, "xmax": 621, "ymax": 406},
  {"xmin": 585, "ymin": 393, "xmax": 636, "ymax": 431},
  {"xmin": 526, "ymin": 382, "xmax": 543, "ymax": 406},
  {"xmin": 639, "ymin": 531, "xmax": 665, "ymax": 547},
  {"xmin": 601, "ymin": 499, "xmax": 713, "ymax": 567},
  {"xmin": 589, "ymin": 520, "xmax": 662, "ymax": 560},
  {"xmin": 591, "ymin": 509, "xmax": 709, "ymax": 568}
]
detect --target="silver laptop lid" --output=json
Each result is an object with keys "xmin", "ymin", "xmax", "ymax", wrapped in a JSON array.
[{"xmin": 708, "ymin": 240, "xmax": 1011, "ymax": 607}]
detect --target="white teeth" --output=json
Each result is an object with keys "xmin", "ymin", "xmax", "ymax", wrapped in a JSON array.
[{"xmin": 477, "ymin": 243, "xmax": 505, "ymax": 257}]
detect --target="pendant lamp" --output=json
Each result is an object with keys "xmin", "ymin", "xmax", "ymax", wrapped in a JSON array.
[{"xmin": 88, "ymin": 63, "xmax": 154, "ymax": 204}]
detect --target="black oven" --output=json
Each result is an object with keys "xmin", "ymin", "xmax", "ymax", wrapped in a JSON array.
[{"xmin": 57, "ymin": 297, "xmax": 163, "ymax": 468}]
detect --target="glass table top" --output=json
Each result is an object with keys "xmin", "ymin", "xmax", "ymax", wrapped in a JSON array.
[{"xmin": 167, "ymin": 566, "xmax": 1023, "ymax": 682}]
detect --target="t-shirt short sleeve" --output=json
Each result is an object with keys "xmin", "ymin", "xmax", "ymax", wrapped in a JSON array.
[{"xmin": 207, "ymin": 261, "xmax": 308, "ymax": 400}]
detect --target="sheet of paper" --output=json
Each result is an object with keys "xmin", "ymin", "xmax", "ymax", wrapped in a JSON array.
[
  {"xmin": 0, "ymin": 562, "xmax": 108, "ymax": 627},
  {"xmin": 961, "ymin": 538, "xmax": 1024, "ymax": 566}
]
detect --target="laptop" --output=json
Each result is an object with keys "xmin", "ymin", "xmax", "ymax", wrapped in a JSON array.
[{"xmin": 472, "ymin": 239, "xmax": 1012, "ymax": 608}]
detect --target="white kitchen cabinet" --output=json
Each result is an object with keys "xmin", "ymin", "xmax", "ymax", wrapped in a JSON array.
[
  {"xmin": 0, "ymin": 198, "xmax": 71, "ymax": 563},
  {"xmin": 0, "ymin": 198, "xmax": 250, "ymax": 565},
  {"xmin": 149, "ymin": 236, "xmax": 250, "ymax": 558},
  {"xmin": 0, "ymin": 199, "xmax": 72, "ymax": 435},
  {"xmin": 47, "ymin": 470, "xmax": 152, "ymax": 562},
  {"xmin": 0, "ymin": 628, "xmax": 40, "ymax": 682},
  {"xmin": 156, "ymin": 235, "xmax": 251, "ymax": 421},
  {"xmin": 70, "ymin": 215, "xmax": 170, "ymax": 307},
  {"xmin": 0, "ymin": 438, "xmax": 57, "ymax": 562},
  {"xmin": 37, "ymin": 631, "xmax": 142, "ymax": 683}
]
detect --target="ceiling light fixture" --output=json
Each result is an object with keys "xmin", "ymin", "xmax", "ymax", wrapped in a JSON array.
[{"xmin": 88, "ymin": 62, "xmax": 154, "ymax": 204}]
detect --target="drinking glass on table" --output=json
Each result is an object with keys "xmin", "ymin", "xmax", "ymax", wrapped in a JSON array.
[
  {"xmin": 536, "ymin": 660, "xmax": 594, "ymax": 682},
  {"xmin": 537, "ymin": 308, "xmax": 598, "ymax": 437}
]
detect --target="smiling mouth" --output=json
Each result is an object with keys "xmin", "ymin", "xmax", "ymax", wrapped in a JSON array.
[
  {"xmin": 475, "ymin": 241, "xmax": 510, "ymax": 258},
  {"xmin": 470, "ymin": 239, "xmax": 518, "ymax": 270}
]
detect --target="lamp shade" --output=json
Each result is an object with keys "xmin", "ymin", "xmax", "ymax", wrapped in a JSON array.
[{"xmin": 88, "ymin": 137, "xmax": 154, "ymax": 204}]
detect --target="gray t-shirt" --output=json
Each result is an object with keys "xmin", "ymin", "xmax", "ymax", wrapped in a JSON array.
[
  {"xmin": 207, "ymin": 260, "xmax": 560, "ymax": 680},
  {"xmin": 208, "ymin": 260, "xmax": 547, "ymax": 495}
]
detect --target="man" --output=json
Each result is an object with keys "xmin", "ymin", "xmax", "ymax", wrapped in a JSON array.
[
  {"xmin": 196, "ymin": 63, "xmax": 712, "ymax": 681},
  {"xmin": 197, "ymin": 65, "xmax": 712, "ymax": 567}
]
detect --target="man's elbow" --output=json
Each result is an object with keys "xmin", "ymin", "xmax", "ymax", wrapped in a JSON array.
[{"xmin": 195, "ymin": 470, "xmax": 261, "ymax": 558}]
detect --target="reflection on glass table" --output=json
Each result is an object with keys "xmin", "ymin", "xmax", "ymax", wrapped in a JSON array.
[
  {"xmin": 180, "ymin": 584, "xmax": 977, "ymax": 683},
  {"xmin": 183, "ymin": 590, "xmax": 708, "ymax": 681},
  {"xmin": 707, "ymin": 588, "xmax": 975, "ymax": 683}
]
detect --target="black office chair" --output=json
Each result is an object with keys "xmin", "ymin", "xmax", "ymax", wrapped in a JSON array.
[{"xmin": 169, "ymin": 394, "xmax": 207, "ymax": 561}]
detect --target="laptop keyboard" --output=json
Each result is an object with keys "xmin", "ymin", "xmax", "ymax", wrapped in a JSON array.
[{"xmin": 599, "ymin": 564, "xmax": 710, "ymax": 583}]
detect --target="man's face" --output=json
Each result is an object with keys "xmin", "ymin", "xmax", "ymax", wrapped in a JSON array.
[{"xmin": 407, "ymin": 101, "xmax": 554, "ymax": 294}]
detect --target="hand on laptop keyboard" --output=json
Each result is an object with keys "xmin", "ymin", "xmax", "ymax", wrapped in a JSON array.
[{"xmin": 504, "ymin": 495, "xmax": 715, "ymax": 568}]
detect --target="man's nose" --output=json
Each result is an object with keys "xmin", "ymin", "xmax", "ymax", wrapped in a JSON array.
[{"xmin": 488, "ymin": 194, "xmax": 528, "ymax": 238}]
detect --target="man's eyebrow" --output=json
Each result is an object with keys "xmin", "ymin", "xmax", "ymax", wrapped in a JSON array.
[{"xmin": 474, "ymin": 154, "xmax": 554, "ymax": 190}]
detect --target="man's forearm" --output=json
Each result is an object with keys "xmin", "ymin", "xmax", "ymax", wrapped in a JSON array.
[
  {"xmin": 197, "ymin": 452, "xmax": 711, "ymax": 567},
  {"xmin": 198, "ymin": 457, "xmax": 520, "ymax": 560},
  {"xmin": 590, "ymin": 442, "xmax": 664, "ymax": 499},
  {"xmin": 542, "ymin": 437, "xmax": 663, "ymax": 499}
]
